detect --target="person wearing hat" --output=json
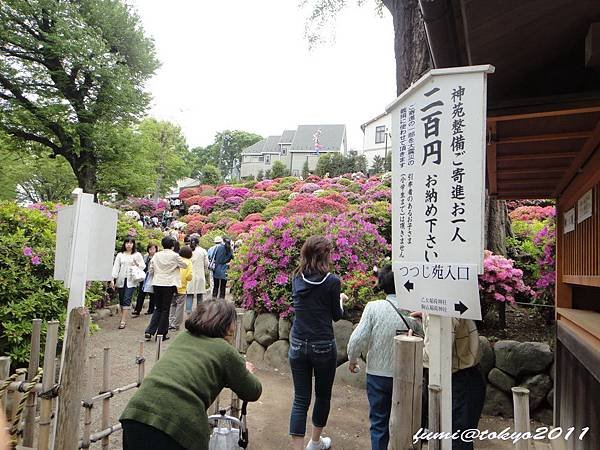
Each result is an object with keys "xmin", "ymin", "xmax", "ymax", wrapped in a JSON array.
[{"xmin": 207, "ymin": 236, "xmax": 223, "ymax": 262}]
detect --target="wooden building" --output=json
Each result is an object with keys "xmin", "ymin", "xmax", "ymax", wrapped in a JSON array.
[{"xmin": 419, "ymin": 1, "xmax": 600, "ymax": 448}]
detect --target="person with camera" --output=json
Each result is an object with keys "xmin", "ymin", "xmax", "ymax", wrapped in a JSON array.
[
  {"xmin": 111, "ymin": 236, "xmax": 146, "ymax": 330},
  {"xmin": 347, "ymin": 264, "xmax": 422, "ymax": 450},
  {"xmin": 288, "ymin": 236, "xmax": 345, "ymax": 450}
]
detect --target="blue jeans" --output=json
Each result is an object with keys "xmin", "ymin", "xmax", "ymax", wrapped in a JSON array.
[
  {"xmin": 288, "ymin": 337, "xmax": 337, "ymax": 436},
  {"xmin": 118, "ymin": 280, "xmax": 135, "ymax": 309},
  {"xmin": 185, "ymin": 293, "xmax": 203, "ymax": 313},
  {"xmin": 366, "ymin": 374, "xmax": 393, "ymax": 450}
]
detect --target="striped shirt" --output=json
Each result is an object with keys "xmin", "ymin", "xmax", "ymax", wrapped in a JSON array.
[{"xmin": 422, "ymin": 315, "xmax": 480, "ymax": 372}]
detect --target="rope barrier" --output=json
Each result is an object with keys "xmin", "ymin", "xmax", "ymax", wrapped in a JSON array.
[{"xmin": 8, "ymin": 368, "xmax": 43, "ymax": 447}]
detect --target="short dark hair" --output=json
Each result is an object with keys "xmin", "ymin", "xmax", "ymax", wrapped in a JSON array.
[
  {"xmin": 146, "ymin": 243, "xmax": 159, "ymax": 253},
  {"xmin": 377, "ymin": 264, "xmax": 395, "ymax": 295},
  {"xmin": 179, "ymin": 245, "xmax": 193, "ymax": 259},
  {"xmin": 173, "ymin": 240, "xmax": 181, "ymax": 252},
  {"xmin": 161, "ymin": 236, "xmax": 177, "ymax": 249},
  {"xmin": 121, "ymin": 236, "xmax": 137, "ymax": 253},
  {"xmin": 185, "ymin": 300, "xmax": 237, "ymax": 338}
]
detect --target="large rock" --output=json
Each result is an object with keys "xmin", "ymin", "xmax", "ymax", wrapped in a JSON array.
[
  {"xmin": 478, "ymin": 336, "xmax": 495, "ymax": 378},
  {"xmin": 245, "ymin": 341, "xmax": 266, "ymax": 364},
  {"xmin": 253, "ymin": 313, "xmax": 279, "ymax": 347},
  {"xmin": 242, "ymin": 310, "xmax": 257, "ymax": 332},
  {"xmin": 333, "ymin": 320, "xmax": 354, "ymax": 365},
  {"xmin": 494, "ymin": 341, "xmax": 553, "ymax": 378},
  {"xmin": 245, "ymin": 331, "xmax": 254, "ymax": 345},
  {"xmin": 264, "ymin": 340, "xmax": 290, "ymax": 371},
  {"xmin": 488, "ymin": 368, "xmax": 516, "ymax": 393},
  {"xmin": 519, "ymin": 374, "xmax": 553, "ymax": 411},
  {"xmin": 335, "ymin": 358, "xmax": 367, "ymax": 390},
  {"xmin": 482, "ymin": 384, "xmax": 514, "ymax": 418},
  {"xmin": 278, "ymin": 318, "xmax": 292, "ymax": 341}
]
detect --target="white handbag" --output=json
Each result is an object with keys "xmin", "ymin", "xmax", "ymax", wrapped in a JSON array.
[{"xmin": 130, "ymin": 265, "xmax": 146, "ymax": 283}]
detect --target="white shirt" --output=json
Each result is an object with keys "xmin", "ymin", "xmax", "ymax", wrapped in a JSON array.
[
  {"xmin": 187, "ymin": 247, "xmax": 210, "ymax": 294},
  {"xmin": 111, "ymin": 252, "xmax": 145, "ymax": 288},
  {"xmin": 149, "ymin": 249, "xmax": 187, "ymax": 287}
]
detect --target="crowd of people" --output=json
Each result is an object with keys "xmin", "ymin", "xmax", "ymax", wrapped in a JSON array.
[
  {"xmin": 111, "ymin": 233, "xmax": 485, "ymax": 450},
  {"xmin": 110, "ymin": 233, "xmax": 235, "ymax": 338}
]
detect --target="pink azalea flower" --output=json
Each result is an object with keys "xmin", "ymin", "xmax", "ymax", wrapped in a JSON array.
[{"xmin": 23, "ymin": 246, "xmax": 33, "ymax": 257}]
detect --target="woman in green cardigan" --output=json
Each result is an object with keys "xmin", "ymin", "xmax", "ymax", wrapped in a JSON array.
[{"xmin": 120, "ymin": 300, "xmax": 262, "ymax": 450}]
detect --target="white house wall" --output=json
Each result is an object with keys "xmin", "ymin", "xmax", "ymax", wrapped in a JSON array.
[{"xmin": 362, "ymin": 114, "xmax": 392, "ymax": 167}]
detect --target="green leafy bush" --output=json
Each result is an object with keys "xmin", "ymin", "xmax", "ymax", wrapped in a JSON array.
[
  {"xmin": 0, "ymin": 202, "xmax": 67, "ymax": 365},
  {"xmin": 199, "ymin": 229, "xmax": 227, "ymax": 250},
  {"xmin": 239, "ymin": 197, "xmax": 270, "ymax": 218}
]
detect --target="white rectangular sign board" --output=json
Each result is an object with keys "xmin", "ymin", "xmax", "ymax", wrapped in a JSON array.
[
  {"xmin": 392, "ymin": 262, "xmax": 481, "ymax": 320},
  {"xmin": 564, "ymin": 208, "xmax": 575, "ymax": 234},
  {"xmin": 388, "ymin": 65, "xmax": 493, "ymax": 273},
  {"xmin": 54, "ymin": 201, "xmax": 118, "ymax": 282},
  {"xmin": 577, "ymin": 189, "xmax": 593, "ymax": 224}
]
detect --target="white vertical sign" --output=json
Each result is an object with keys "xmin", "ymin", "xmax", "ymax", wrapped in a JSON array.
[
  {"xmin": 564, "ymin": 208, "xmax": 575, "ymax": 233},
  {"xmin": 387, "ymin": 65, "xmax": 493, "ymax": 449}
]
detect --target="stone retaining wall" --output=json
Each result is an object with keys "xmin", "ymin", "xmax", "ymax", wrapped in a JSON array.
[{"xmin": 243, "ymin": 312, "xmax": 554, "ymax": 424}]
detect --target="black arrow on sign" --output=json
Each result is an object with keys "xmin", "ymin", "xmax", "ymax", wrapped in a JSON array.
[
  {"xmin": 404, "ymin": 280, "xmax": 414, "ymax": 292},
  {"xmin": 454, "ymin": 301, "xmax": 468, "ymax": 315}
]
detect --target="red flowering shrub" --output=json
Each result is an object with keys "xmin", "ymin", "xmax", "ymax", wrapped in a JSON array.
[{"xmin": 281, "ymin": 194, "xmax": 347, "ymax": 216}]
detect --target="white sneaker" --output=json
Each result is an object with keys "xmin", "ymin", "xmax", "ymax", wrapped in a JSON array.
[{"xmin": 306, "ymin": 436, "xmax": 331, "ymax": 450}]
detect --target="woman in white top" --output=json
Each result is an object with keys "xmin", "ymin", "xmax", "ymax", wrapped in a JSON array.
[
  {"xmin": 111, "ymin": 237, "xmax": 145, "ymax": 330},
  {"xmin": 185, "ymin": 237, "xmax": 210, "ymax": 316}
]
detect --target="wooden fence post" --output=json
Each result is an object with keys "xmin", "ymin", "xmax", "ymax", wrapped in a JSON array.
[
  {"xmin": 23, "ymin": 318, "xmax": 42, "ymax": 446},
  {"xmin": 512, "ymin": 387, "xmax": 531, "ymax": 450},
  {"xmin": 0, "ymin": 356, "xmax": 10, "ymax": 411},
  {"xmin": 101, "ymin": 347, "xmax": 111, "ymax": 450},
  {"xmin": 390, "ymin": 335, "xmax": 423, "ymax": 450},
  {"xmin": 81, "ymin": 355, "xmax": 96, "ymax": 449},
  {"xmin": 428, "ymin": 385, "xmax": 442, "ymax": 450},
  {"xmin": 37, "ymin": 320, "xmax": 58, "ymax": 450},
  {"xmin": 230, "ymin": 309, "xmax": 245, "ymax": 418},
  {"xmin": 54, "ymin": 307, "xmax": 90, "ymax": 450}
]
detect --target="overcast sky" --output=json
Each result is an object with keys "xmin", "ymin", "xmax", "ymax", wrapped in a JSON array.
[{"xmin": 128, "ymin": 0, "xmax": 396, "ymax": 151}]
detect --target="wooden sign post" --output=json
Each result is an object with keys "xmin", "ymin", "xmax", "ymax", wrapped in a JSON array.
[{"xmin": 388, "ymin": 65, "xmax": 494, "ymax": 450}]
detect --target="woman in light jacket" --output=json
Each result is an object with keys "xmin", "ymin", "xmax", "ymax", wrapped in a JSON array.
[
  {"xmin": 186, "ymin": 237, "xmax": 210, "ymax": 315},
  {"xmin": 111, "ymin": 236, "xmax": 145, "ymax": 329}
]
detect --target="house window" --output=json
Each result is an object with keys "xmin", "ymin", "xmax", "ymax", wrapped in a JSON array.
[
  {"xmin": 293, "ymin": 169, "xmax": 299, "ymax": 176},
  {"xmin": 281, "ymin": 146, "xmax": 288, "ymax": 156},
  {"xmin": 258, "ymin": 155, "xmax": 264, "ymax": 161},
  {"xmin": 265, "ymin": 154, "xmax": 271, "ymax": 164},
  {"xmin": 375, "ymin": 125, "xmax": 386, "ymax": 144}
]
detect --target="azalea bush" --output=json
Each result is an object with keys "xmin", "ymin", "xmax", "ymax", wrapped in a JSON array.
[
  {"xmin": 0, "ymin": 202, "xmax": 67, "ymax": 365},
  {"xmin": 230, "ymin": 212, "xmax": 389, "ymax": 317},
  {"xmin": 479, "ymin": 250, "xmax": 535, "ymax": 327}
]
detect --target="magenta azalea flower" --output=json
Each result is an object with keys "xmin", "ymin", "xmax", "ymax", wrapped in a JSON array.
[
  {"xmin": 30, "ymin": 255, "xmax": 41, "ymax": 265},
  {"xmin": 23, "ymin": 246, "xmax": 33, "ymax": 257}
]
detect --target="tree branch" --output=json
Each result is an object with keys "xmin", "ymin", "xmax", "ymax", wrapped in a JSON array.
[{"xmin": 3, "ymin": 126, "xmax": 61, "ymax": 155}]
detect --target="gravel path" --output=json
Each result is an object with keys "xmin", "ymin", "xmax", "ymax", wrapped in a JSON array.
[{"xmin": 84, "ymin": 308, "xmax": 525, "ymax": 449}]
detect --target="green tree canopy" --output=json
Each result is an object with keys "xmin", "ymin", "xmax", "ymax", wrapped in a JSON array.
[
  {"xmin": 302, "ymin": 160, "xmax": 310, "ymax": 178},
  {"xmin": 270, "ymin": 160, "xmax": 290, "ymax": 179},
  {"xmin": 0, "ymin": 0, "xmax": 159, "ymax": 194},
  {"xmin": 191, "ymin": 130, "xmax": 262, "ymax": 181},
  {"xmin": 200, "ymin": 164, "xmax": 222, "ymax": 185}
]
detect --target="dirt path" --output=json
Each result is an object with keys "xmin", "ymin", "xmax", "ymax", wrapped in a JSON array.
[{"xmin": 85, "ymin": 309, "xmax": 535, "ymax": 449}]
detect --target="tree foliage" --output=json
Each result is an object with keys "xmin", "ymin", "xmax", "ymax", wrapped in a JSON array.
[
  {"xmin": 370, "ymin": 155, "xmax": 385, "ymax": 174},
  {"xmin": 270, "ymin": 160, "xmax": 290, "ymax": 179},
  {"xmin": 190, "ymin": 130, "xmax": 262, "ymax": 181},
  {"xmin": 0, "ymin": 0, "xmax": 159, "ymax": 193},
  {"xmin": 302, "ymin": 159, "xmax": 310, "ymax": 178},
  {"xmin": 200, "ymin": 164, "xmax": 222, "ymax": 185},
  {"xmin": 315, "ymin": 152, "xmax": 367, "ymax": 177}
]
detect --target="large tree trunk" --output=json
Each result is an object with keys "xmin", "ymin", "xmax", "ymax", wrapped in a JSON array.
[
  {"xmin": 485, "ymin": 193, "xmax": 512, "ymax": 256},
  {"xmin": 73, "ymin": 152, "xmax": 98, "ymax": 196},
  {"xmin": 386, "ymin": 0, "xmax": 510, "ymax": 255},
  {"xmin": 383, "ymin": 0, "xmax": 431, "ymax": 95}
]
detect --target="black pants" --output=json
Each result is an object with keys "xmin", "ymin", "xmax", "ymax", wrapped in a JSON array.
[
  {"xmin": 134, "ymin": 287, "xmax": 155, "ymax": 314},
  {"xmin": 212, "ymin": 277, "xmax": 226, "ymax": 299},
  {"xmin": 122, "ymin": 420, "xmax": 184, "ymax": 450},
  {"xmin": 421, "ymin": 366, "xmax": 486, "ymax": 450},
  {"xmin": 145, "ymin": 286, "xmax": 175, "ymax": 338}
]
